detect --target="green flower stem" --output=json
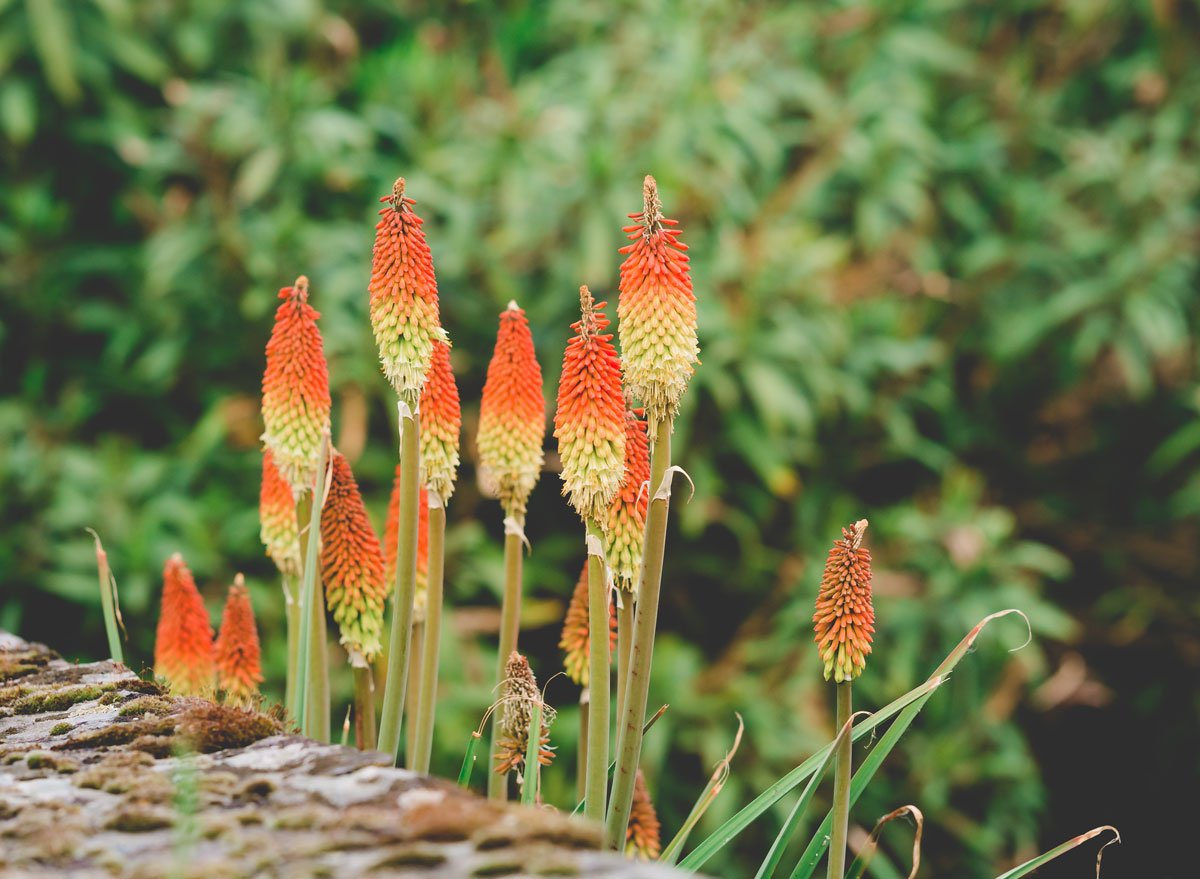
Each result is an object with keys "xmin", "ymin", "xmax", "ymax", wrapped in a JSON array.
[
  {"xmin": 827, "ymin": 682, "xmax": 853, "ymax": 879},
  {"xmin": 604, "ymin": 415, "xmax": 672, "ymax": 849},
  {"xmin": 584, "ymin": 521, "xmax": 610, "ymax": 823},
  {"xmin": 615, "ymin": 596, "xmax": 634, "ymax": 735},
  {"xmin": 405, "ymin": 620, "xmax": 424, "ymax": 766},
  {"xmin": 522, "ymin": 700, "xmax": 544, "ymax": 806},
  {"xmin": 352, "ymin": 663, "xmax": 377, "ymax": 751},
  {"xmin": 488, "ymin": 523, "xmax": 524, "ymax": 800},
  {"xmin": 412, "ymin": 500, "xmax": 446, "ymax": 774},
  {"xmin": 283, "ymin": 573, "xmax": 299, "ymax": 717},
  {"xmin": 293, "ymin": 435, "xmax": 329, "ymax": 739},
  {"xmin": 577, "ymin": 688, "xmax": 589, "ymax": 803},
  {"xmin": 307, "ymin": 574, "xmax": 330, "ymax": 743},
  {"xmin": 378, "ymin": 404, "xmax": 421, "ymax": 764}
]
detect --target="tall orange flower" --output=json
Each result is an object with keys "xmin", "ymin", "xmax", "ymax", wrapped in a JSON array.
[
  {"xmin": 384, "ymin": 465, "xmax": 430, "ymax": 616},
  {"xmin": 813, "ymin": 519, "xmax": 875, "ymax": 683},
  {"xmin": 559, "ymin": 563, "xmax": 618, "ymax": 687},
  {"xmin": 617, "ymin": 176, "xmax": 698, "ymax": 424},
  {"xmin": 261, "ymin": 276, "xmax": 331, "ymax": 495},
  {"xmin": 477, "ymin": 302, "xmax": 545, "ymax": 521},
  {"xmin": 419, "ymin": 340, "xmax": 461, "ymax": 503},
  {"xmin": 321, "ymin": 451, "xmax": 389, "ymax": 663},
  {"xmin": 626, "ymin": 769, "xmax": 662, "ymax": 860},
  {"xmin": 555, "ymin": 286, "xmax": 626, "ymax": 525},
  {"xmin": 259, "ymin": 448, "xmax": 300, "ymax": 578},
  {"xmin": 154, "ymin": 553, "xmax": 216, "ymax": 696},
  {"xmin": 214, "ymin": 575, "xmax": 263, "ymax": 705},
  {"xmin": 369, "ymin": 177, "xmax": 447, "ymax": 403},
  {"xmin": 605, "ymin": 410, "xmax": 650, "ymax": 591}
]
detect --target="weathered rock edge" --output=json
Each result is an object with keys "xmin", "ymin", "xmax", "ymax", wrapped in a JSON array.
[{"xmin": 0, "ymin": 632, "xmax": 688, "ymax": 878}]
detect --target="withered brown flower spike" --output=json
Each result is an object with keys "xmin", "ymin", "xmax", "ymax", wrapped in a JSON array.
[{"xmin": 493, "ymin": 651, "xmax": 555, "ymax": 785}]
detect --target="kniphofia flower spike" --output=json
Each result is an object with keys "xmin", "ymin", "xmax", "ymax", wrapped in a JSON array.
[
  {"xmin": 813, "ymin": 519, "xmax": 875, "ymax": 683},
  {"xmin": 259, "ymin": 448, "xmax": 301, "ymax": 578},
  {"xmin": 626, "ymin": 769, "xmax": 663, "ymax": 860},
  {"xmin": 154, "ymin": 553, "xmax": 216, "ymax": 697},
  {"xmin": 604, "ymin": 409, "xmax": 650, "ymax": 591},
  {"xmin": 419, "ymin": 339, "xmax": 461, "ymax": 503},
  {"xmin": 494, "ymin": 651, "xmax": 555, "ymax": 781},
  {"xmin": 214, "ymin": 574, "xmax": 264, "ymax": 705}
]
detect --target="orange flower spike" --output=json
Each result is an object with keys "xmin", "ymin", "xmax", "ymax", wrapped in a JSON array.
[
  {"xmin": 812, "ymin": 519, "xmax": 875, "ymax": 683},
  {"xmin": 369, "ymin": 177, "xmax": 447, "ymax": 403},
  {"xmin": 605, "ymin": 410, "xmax": 651, "ymax": 591},
  {"xmin": 419, "ymin": 340, "xmax": 462, "ymax": 503},
  {"xmin": 477, "ymin": 302, "xmax": 546, "ymax": 521},
  {"xmin": 555, "ymin": 286, "xmax": 627, "ymax": 525},
  {"xmin": 154, "ymin": 553, "xmax": 216, "ymax": 697},
  {"xmin": 261, "ymin": 276, "xmax": 332, "ymax": 494},
  {"xmin": 214, "ymin": 575, "xmax": 264, "ymax": 705},
  {"xmin": 321, "ymin": 452, "xmax": 389, "ymax": 663},
  {"xmin": 558, "ymin": 564, "xmax": 619, "ymax": 687},
  {"xmin": 384, "ymin": 465, "xmax": 430, "ymax": 616},
  {"xmin": 259, "ymin": 448, "xmax": 301, "ymax": 578},
  {"xmin": 617, "ymin": 175, "xmax": 699, "ymax": 424},
  {"xmin": 626, "ymin": 769, "xmax": 663, "ymax": 860}
]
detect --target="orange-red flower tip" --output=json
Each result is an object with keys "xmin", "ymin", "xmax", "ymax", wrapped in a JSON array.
[
  {"xmin": 259, "ymin": 448, "xmax": 301, "ymax": 579},
  {"xmin": 419, "ymin": 339, "xmax": 462, "ymax": 502},
  {"xmin": 605, "ymin": 409, "xmax": 650, "ymax": 591},
  {"xmin": 617, "ymin": 176, "xmax": 698, "ymax": 424},
  {"xmin": 555, "ymin": 286, "xmax": 626, "ymax": 524},
  {"xmin": 813, "ymin": 519, "xmax": 875, "ymax": 683},
  {"xmin": 321, "ymin": 451, "xmax": 389, "ymax": 663},
  {"xmin": 558, "ymin": 563, "xmax": 618, "ymax": 686},
  {"xmin": 154, "ymin": 553, "xmax": 215, "ymax": 697},
  {"xmin": 261, "ymin": 276, "xmax": 331, "ymax": 495},
  {"xmin": 369, "ymin": 178, "xmax": 447, "ymax": 401},
  {"xmin": 477, "ymin": 302, "xmax": 545, "ymax": 521},
  {"xmin": 626, "ymin": 769, "xmax": 662, "ymax": 860},
  {"xmin": 214, "ymin": 574, "xmax": 263, "ymax": 705}
]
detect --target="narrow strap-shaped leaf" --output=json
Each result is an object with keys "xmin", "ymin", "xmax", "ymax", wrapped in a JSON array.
[
  {"xmin": 521, "ymin": 702, "xmax": 543, "ymax": 806},
  {"xmin": 993, "ymin": 826, "xmax": 1120, "ymax": 879},
  {"xmin": 458, "ymin": 730, "xmax": 482, "ymax": 788},
  {"xmin": 845, "ymin": 805, "xmax": 924, "ymax": 879},
  {"xmin": 660, "ymin": 715, "xmax": 744, "ymax": 864}
]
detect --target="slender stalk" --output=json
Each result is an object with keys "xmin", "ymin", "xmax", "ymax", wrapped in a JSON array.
[
  {"xmin": 308, "ymin": 577, "xmax": 330, "ymax": 742},
  {"xmin": 458, "ymin": 731, "xmax": 482, "ymax": 787},
  {"xmin": 604, "ymin": 415, "xmax": 671, "ymax": 848},
  {"xmin": 87, "ymin": 529, "xmax": 123, "ymax": 664},
  {"xmin": 488, "ymin": 525, "xmax": 524, "ymax": 800},
  {"xmin": 378, "ymin": 404, "xmax": 421, "ymax": 764},
  {"xmin": 827, "ymin": 683, "xmax": 853, "ymax": 879},
  {"xmin": 577, "ymin": 688, "xmax": 589, "ymax": 803},
  {"xmin": 283, "ymin": 573, "xmax": 299, "ymax": 715},
  {"xmin": 412, "ymin": 501, "xmax": 446, "ymax": 773},
  {"xmin": 521, "ymin": 701, "xmax": 543, "ymax": 806},
  {"xmin": 405, "ymin": 620, "xmax": 424, "ymax": 766},
  {"xmin": 616, "ymin": 596, "xmax": 634, "ymax": 732},
  {"xmin": 584, "ymin": 522, "xmax": 611, "ymax": 823},
  {"xmin": 293, "ymin": 436, "xmax": 329, "ymax": 737},
  {"xmin": 352, "ymin": 664, "xmax": 377, "ymax": 751}
]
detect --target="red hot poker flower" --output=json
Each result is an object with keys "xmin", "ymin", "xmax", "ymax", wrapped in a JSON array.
[
  {"xmin": 369, "ymin": 178, "xmax": 447, "ymax": 402},
  {"xmin": 554, "ymin": 286, "xmax": 627, "ymax": 525},
  {"xmin": 259, "ymin": 448, "xmax": 301, "ymax": 579},
  {"xmin": 558, "ymin": 563, "xmax": 618, "ymax": 687},
  {"xmin": 384, "ymin": 464, "xmax": 430, "ymax": 618},
  {"xmin": 617, "ymin": 176, "xmax": 699, "ymax": 424},
  {"xmin": 154, "ymin": 553, "xmax": 216, "ymax": 696},
  {"xmin": 419, "ymin": 339, "xmax": 462, "ymax": 503},
  {"xmin": 214, "ymin": 574, "xmax": 264, "ymax": 705},
  {"xmin": 261, "ymin": 276, "xmax": 332, "ymax": 494},
  {"xmin": 477, "ymin": 302, "xmax": 545, "ymax": 521},
  {"xmin": 605, "ymin": 410, "xmax": 650, "ymax": 591},
  {"xmin": 626, "ymin": 769, "xmax": 663, "ymax": 860},
  {"xmin": 321, "ymin": 451, "xmax": 389, "ymax": 663},
  {"xmin": 812, "ymin": 519, "xmax": 875, "ymax": 683}
]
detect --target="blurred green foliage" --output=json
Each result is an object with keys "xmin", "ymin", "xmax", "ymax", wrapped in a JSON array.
[{"xmin": 1, "ymin": 1, "xmax": 1197, "ymax": 875}]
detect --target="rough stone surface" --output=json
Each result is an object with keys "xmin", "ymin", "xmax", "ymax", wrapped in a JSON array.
[{"xmin": 0, "ymin": 632, "xmax": 688, "ymax": 878}]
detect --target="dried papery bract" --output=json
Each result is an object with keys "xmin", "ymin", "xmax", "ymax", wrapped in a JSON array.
[
  {"xmin": 626, "ymin": 770, "xmax": 663, "ymax": 860},
  {"xmin": 617, "ymin": 176, "xmax": 698, "ymax": 425},
  {"xmin": 369, "ymin": 177, "xmax": 447, "ymax": 403},
  {"xmin": 261, "ymin": 276, "xmax": 332, "ymax": 494},
  {"xmin": 555, "ymin": 286, "xmax": 627, "ymax": 524},
  {"xmin": 477, "ymin": 302, "xmax": 546, "ymax": 522},
  {"xmin": 259, "ymin": 448, "xmax": 301, "ymax": 578},
  {"xmin": 559, "ymin": 564, "xmax": 618, "ymax": 687},
  {"xmin": 605, "ymin": 410, "xmax": 650, "ymax": 592},
  {"xmin": 419, "ymin": 339, "xmax": 461, "ymax": 503},
  {"xmin": 214, "ymin": 575, "xmax": 263, "ymax": 706},
  {"xmin": 493, "ymin": 651, "xmax": 555, "ymax": 793},
  {"xmin": 154, "ymin": 553, "xmax": 216, "ymax": 697},
  {"xmin": 321, "ymin": 451, "xmax": 389, "ymax": 664},
  {"xmin": 813, "ymin": 519, "xmax": 875, "ymax": 683}
]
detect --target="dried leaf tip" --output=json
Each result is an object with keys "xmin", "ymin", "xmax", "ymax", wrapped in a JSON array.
[
  {"xmin": 281, "ymin": 275, "xmax": 310, "ymax": 302},
  {"xmin": 813, "ymin": 519, "xmax": 876, "ymax": 683}
]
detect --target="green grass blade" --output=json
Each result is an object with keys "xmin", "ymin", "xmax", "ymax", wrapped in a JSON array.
[
  {"xmin": 660, "ymin": 715, "xmax": 744, "ymax": 864},
  {"xmin": 458, "ymin": 731, "xmax": 481, "ymax": 788},
  {"xmin": 521, "ymin": 702, "xmax": 543, "ymax": 806},
  {"xmin": 993, "ymin": 826, "xmax": 1120, "ymax": 879},
  {"xmin": 845, "ymin": 805, "xmax": 924, "ymax": 879},
  {"xmin": 678, "ymin": 610, "xmax": 1028, "ymax": 873},
  {"xmin": 86, "ymin": 529, "xmax": 124, "ymax": 665},
  {"xmin": 751, "ymin": 715, "xmax": 855, "ymax": 879}
]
